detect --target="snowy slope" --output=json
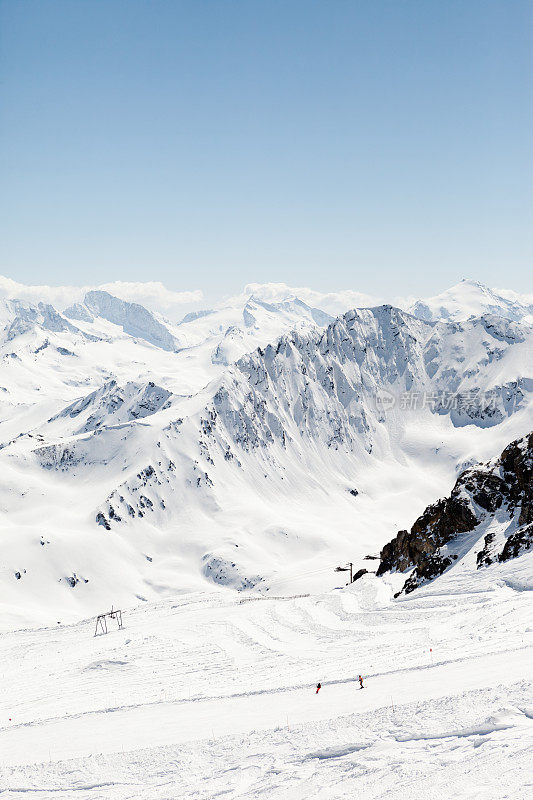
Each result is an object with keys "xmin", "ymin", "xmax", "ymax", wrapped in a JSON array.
[{"xmin": 0, "ymin": 566, "xmax": 531, "ymax": 798}]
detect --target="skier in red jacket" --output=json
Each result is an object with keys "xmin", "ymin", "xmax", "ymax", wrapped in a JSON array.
[{"xmin": 358, "ymin": 675, "xmax": 364, "ymax": 689}]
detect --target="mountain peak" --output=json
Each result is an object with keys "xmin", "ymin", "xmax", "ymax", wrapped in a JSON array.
[
  {"xmin": 406, "ymin": 280, "xmax": 533, "ymax": 323},
  {"xmin": 82, "ymin": 290, "xmax": 178, "ymax": 351}
]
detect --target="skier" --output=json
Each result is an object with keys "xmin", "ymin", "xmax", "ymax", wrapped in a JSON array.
[
  {"xmin": 358, "ymin": 675, "xmax": 364, "ymax": 689},
  {"xmin": 316, "ymin": 682, "xmax": 322, "ymax": 694}
]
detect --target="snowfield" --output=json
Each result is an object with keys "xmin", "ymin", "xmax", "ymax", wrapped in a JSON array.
[{"xmin": 0, "ymin": 563, "xmax": 532, "ymax": 798}]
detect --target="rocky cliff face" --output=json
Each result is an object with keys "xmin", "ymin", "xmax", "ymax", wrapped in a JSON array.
[{"xmin": 377, "ymin": 432, "xmax": 533, "ymax": 594}]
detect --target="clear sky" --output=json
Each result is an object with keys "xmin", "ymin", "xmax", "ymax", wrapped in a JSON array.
[{"xmin": 0, "ymin": 0, "xmax": 531, "ymax": 298}]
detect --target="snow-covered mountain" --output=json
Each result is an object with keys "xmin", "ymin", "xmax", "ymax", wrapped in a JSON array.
[
  {"xmin": 1, "ymin": 277, "xmax": 532, "ymax": 626},
  {"xmin": 65, "ymin": 290, "xmax": 180, "ymax": 352},
  {"xmin": 176, "ymin": 292, "xmax": 333, "ymax": 368},
  {"xmin": 404, "ymin": 278, "xmax": 533, "ymax": 324}
]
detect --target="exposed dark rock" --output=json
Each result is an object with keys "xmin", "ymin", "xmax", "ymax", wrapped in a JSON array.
[
  {"xmin": 108, "ymin": 505, "xmax": 122, "ymax": 522},
  {"xmin": 377, "ymin": 495, "xmax": 477, "ymax": 580},
  {"xmin": 377, "ymin": 431, "xmax": 533, "ymax": 595},
  {"xmin": 476, "ymin": 532, "xmax": 497, "ymax": 567},
  {"xmin": 499, "ymin": 522, "xmax": 533, "ymax": 562},
  {"xmin": 64, "ymin": 573, "xmax": 88, "ymax": 587},
  {"xmin": 96, "ymin": 512, "xmax": 111, "ymax": 530},
  {"xmin": 34, "ymin": 340, "xmax": 50, "ymax": 354},
  {"xmin": 465, "ymin": 472, "xmax": 505, "ymax": 512}
]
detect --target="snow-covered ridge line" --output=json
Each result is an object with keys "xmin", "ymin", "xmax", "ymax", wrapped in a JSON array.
[
  {"xmin": 65, "ymin": 290, "xmax": 180, "ymax": 351},
  {"xmin": 93, "ymin": 304, "xmax": 532, "ymax": 538},
  {"xmin": 404, "ymin": 278, "xmax": 533, "ymax": 323},
  {"xmin": 2, "ymin": 274, "xmax": 533, "ymax": 322},
  {"xmin": 47, "ymin": 380, "xmax": 173, "ymax": 435}
]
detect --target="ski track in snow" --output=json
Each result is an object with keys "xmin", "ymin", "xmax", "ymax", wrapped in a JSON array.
[{"xmin": 0, "ymin": 573, "xmax": 532, "ymax": 799}]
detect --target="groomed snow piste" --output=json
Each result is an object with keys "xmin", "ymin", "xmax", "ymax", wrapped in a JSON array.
[{"xmin": 0, "ymin": 558, "xmax": 532, "ymax": 798}]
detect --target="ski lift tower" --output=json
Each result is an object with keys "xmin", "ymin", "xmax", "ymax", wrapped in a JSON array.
[
  {"xmin": 94, "ymin": 606, "xmax": 124, "ymax": 636},
  {"xmin": 334, "ymin": 562, "xmax": 353, "ymax": 584}
]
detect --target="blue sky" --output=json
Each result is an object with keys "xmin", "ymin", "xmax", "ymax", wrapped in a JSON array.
[{"xmin": 0, "ymin": 0, "xmax": 531, "ymax": 298}]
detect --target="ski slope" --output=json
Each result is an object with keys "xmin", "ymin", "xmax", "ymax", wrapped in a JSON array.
[{"xmin": 1, "ymin": 561, "xmax": 532, "ymax": 798}]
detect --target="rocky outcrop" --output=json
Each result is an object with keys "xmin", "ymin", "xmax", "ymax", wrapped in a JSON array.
[
  {"xmin": 499, "ymin": 522, "xmax": 533, "ymax": 561},
  {"xmin": 377, "ymin": 432, "xmax": 533, "ymax": 595}
]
